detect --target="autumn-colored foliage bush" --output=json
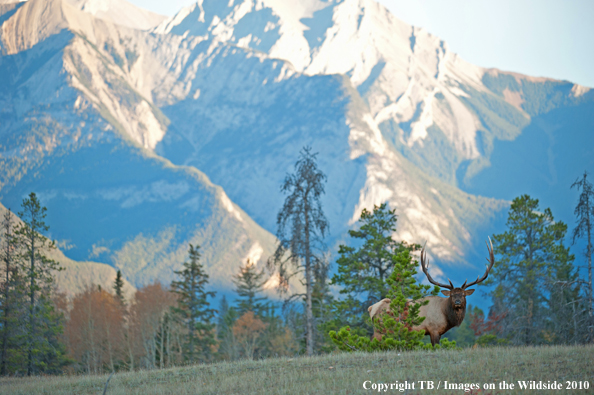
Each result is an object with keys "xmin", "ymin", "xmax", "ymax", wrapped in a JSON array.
[{"xmin": 232, "ymin": 311, "xmax": 268, "ymax": 360}]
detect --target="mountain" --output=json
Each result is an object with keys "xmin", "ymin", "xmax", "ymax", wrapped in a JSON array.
[
  {"xmin": 0, "ymin": 0, "xmax": 277, "ymax": 290},
  {"xmin": 152, "ymin": 0, "xmax": 593, "ymax": 264},
  {"xmin": 0, "ymin": 0, "xmax": 592, "ymax": 295}
]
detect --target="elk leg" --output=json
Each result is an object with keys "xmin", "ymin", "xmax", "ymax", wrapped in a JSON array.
[{"xmin": 429, "ymin": 332, "xmax": 441, "ymax": 346}]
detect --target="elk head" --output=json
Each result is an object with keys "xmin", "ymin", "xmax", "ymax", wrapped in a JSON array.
[{"xmin": 420, "ymin": 238, "xmax": 495, "ymax": 312}]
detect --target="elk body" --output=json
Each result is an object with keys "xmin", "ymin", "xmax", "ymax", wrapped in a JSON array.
[{"xmin": 368, "ymin": 239, "xmax": 495, "ymax": 346}]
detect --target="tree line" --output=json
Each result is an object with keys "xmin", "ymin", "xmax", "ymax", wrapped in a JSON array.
[{"xmin": 0, "ymin": 148, "xmax": 593, "ymax": 375}]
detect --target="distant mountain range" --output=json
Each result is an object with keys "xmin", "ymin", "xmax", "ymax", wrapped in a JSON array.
[{"xmin": 0, "ymin": 0, "xmax": 592, "ymax": 297}]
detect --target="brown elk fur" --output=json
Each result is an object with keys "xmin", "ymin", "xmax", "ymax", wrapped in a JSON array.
[
  {"xmin": 369, "ymin": 291, "xmax": 473, "ymax": 345},
  {"xmin": 368, "ymin": 240, "xmax": 494, "ymax": 346}
]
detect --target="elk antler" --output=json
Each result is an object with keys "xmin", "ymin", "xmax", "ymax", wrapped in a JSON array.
[
  {"xmin": 461, "ymin": 237, "xmax": 495, "ymax": 289},
  {"xmin": 420, "ymin": 245, "xmax": 454, "ymax": 290}
]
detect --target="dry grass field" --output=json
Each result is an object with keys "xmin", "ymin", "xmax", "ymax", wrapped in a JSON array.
[{"xmin": 1, "ymin": 345, "xmax": 592, "ymax": 394}]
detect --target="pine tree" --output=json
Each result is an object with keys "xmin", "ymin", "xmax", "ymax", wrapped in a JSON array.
[
  {"xmin": 571, "ymin": 171, "xmax": 594, "ymax": 342},
  {"xmin": 171, "ymin": 244, "xmax": 216, "ymax": 364},
  {"xmin": 216, "ymin": 296, "xmax": 239, "ymax": 361},
  {"xmin": 329, "ymin": 204, "xmax": 419, "ymax": 336},
  {"xmin": 330, "ymin": 249, "xmax": 446, "ymax": 351},
  {"xmin": 14, "ymin": 192, "xmax": 65, "ymax": 375},
  {"xmin": 486, "ymin": 195, "xmax": 576, "ymax": 345},
  {"xmin": 0, "ymin": 208, "xmax": 24, "ymax": 375},
  {"xmin": 233, "ymin": 260, "xmax": 268, "ymax": 318},
  {"xmin": 110, "ymin": 269, "xmax": 129, "ymax": 370},
  {"xmin": 546, "ymin": 245, "xmax": 584, "ymax": 344},
  {"xmin": 259, "ymin": 304, "xmax": 298, "ymax": 358},
  {"xmin": 33, "ymin": 296, "xmax": 70, "ymax": 374},
  {"xmin": 268, "ymin": 146, "xmax": 329, "ymax": 356},
  {"xmin": 113, "ymin": 270, "xmax": 125, "ymax": 306}
]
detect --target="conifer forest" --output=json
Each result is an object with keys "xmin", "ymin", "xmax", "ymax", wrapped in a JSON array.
[{"xmin": 0, "ymin": 148, "xmax": 592, "ymax": 376}]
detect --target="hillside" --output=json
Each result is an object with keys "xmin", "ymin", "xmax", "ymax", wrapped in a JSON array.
[{"xmin": 0, "ymin": 345, "xmax": 592, "ymax": 394}]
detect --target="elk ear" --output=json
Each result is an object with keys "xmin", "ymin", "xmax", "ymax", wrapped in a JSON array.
[
  {"xmin": 464, "ymin": 289, "xmax": 475, "ymax": 296},
  {"xmin": 441, "ymin": 290, "xmax": 451, "ymax": 296}
]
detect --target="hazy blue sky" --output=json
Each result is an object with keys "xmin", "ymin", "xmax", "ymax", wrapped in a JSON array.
[
  {"xmin": 380, "ymin": 0, "xmax": 594, "ymax": 88},
  {"xmin": 130, "ymin": 0, "xmax": 594, "ymax": 88}
]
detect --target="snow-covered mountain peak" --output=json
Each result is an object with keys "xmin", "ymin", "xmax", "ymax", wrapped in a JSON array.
[
  {"xmin": 153, "ymin": 0, "xmax": 484, "ymax": 164},
  {"xmin": 154, "ymin": 0, "xmax": 338, "ymax": 70},
  {"xmin": 65, "ymin": 0, "xmax": 166, "ymax": 30}
]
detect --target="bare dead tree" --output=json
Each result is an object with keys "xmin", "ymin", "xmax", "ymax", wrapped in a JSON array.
[
  {"xmin": 572, "ymin": 171, "xmax": 594, "ymax": 342},
  {"xmin": 268, "ymin": 146, "xmax": 328, "ymax": 356}
]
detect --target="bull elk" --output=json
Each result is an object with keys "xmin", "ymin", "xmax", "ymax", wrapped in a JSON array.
[{"xmin": 368, "ymin": 238, "xmax": 495, "ymax": 346}]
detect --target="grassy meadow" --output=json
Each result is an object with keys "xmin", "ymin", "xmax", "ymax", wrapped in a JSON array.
[{"xmin": 1, "ymin": 345, "xmax": 592, "ymax": 394}]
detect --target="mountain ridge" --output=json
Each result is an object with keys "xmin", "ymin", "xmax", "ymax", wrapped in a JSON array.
[{"xmin": 66, "ymin": 0, "xmax": 166, "ymax": 30}]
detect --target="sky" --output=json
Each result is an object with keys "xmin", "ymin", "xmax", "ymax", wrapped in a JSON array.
[{"xmin": 129, "ymin": 0, "xmax": 594, "ymax": 88}]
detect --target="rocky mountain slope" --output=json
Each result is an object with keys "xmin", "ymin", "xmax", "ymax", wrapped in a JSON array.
[
  {"xmin": 0, "ymin": 0, "xmax": 277, "ymax": 291},
  {"xmin": 0, "ymin": 0, "xmax": 591, "ymax": 294}
]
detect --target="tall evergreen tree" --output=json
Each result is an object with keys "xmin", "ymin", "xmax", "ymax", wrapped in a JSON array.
[
  {"xmin": 233, "ymin": 260, "xmax": 268, "ymax": 318},
  {"xmin": 268, "ymin": 146, "xmax": 329, "ymax": 356},
  {"xmin": 571, "ymin": 171, "xmax": 594, "ymax": 342},
  {"xmin": 546, "ymin": 245, "xmax": 584, "ymax": 344},
  {"xmin": 0, "ymin": 208, "xmax": 23, "ymax": 375},
  {"xmin": 14, "ymin": 192, "xmax": 65, "ymax": 375},
  {"xmin": 330, "ymin": 204, "xmax": 419, "ymax": 335},
  {"xmin": 113, "ymin": 270, "xmax": 125, "ymax": 306},
  {"xmin": 171, "ymin": 244, "xmax": 216, "ymax": 364},
  {"xmin": 216, "ymin": 296, "xmax": 239, "ymax": 361},
  {"xmin": 486, "ymin": 195, "xmax": 576, "ymax": 345}
]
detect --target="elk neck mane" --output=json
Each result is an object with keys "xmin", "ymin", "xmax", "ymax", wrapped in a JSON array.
[{"xmin": 443, "ymin": 299, "xmax": 466, "ymax": 327}]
